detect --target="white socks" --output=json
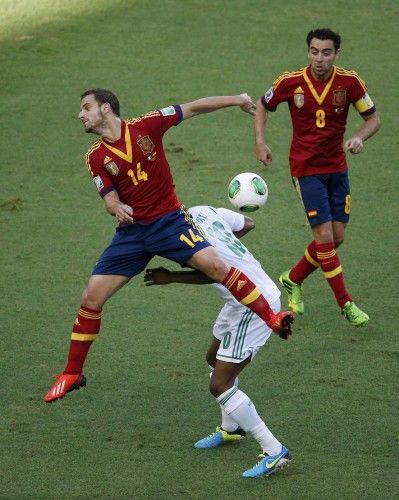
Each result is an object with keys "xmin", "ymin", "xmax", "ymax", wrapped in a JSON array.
[{"xmin": 217, "ymin": 387, "xmax": 282, "ymax": 455}]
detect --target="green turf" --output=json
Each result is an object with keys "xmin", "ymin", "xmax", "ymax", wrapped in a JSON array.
[{"xmin": 1, "ymin": 0, "xmax": 398, "ymax": 498}]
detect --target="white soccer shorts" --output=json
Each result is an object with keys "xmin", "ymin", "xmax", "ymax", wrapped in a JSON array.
[{"xmin": 213, "ymin": 298, "xmax": 281, "ymax": 363}]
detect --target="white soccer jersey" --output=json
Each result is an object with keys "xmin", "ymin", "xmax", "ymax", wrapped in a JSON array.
[{"xmin": 188, "ymin": 206, "xmax": 280, "ymax": 306}]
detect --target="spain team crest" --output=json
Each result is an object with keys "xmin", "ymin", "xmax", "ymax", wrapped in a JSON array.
[
  {"xmin": 105, "ymin": 161, "xmax": 119, "ymax": 176},
  {"xmin": 137, "ymin": 135, "xmax": 155, "ymax": 155},
  {"xmin": 333, "ymin": 89, "xmax": 347, "ymax": 107}
]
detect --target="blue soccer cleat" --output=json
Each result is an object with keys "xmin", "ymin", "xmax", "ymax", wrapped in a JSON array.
[
  {"xmin": 194, "ymin": 426, "xmax": 246, "ymax": 449},
  {"xmin": 242, "ymin": 446, "xmax": 291, "ymax": 478}
]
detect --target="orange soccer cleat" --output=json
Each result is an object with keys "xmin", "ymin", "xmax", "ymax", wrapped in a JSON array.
[
  {"xmin": 44, "ymin": 373, "xmax": 86, "ymax": 403},
  {"xmin": 268, "ymin": 311, "xmax": 294, "ymax": 340}
]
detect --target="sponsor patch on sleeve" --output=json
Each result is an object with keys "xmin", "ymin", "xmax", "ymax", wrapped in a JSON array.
[
  {"xmin": 264, "ymin": 87, "xmax": 274, "ymax": 103},
  {"xmin": 160, "ymin": 106, "xmax": 176, "ymax": 116},
  {"xmin": 93, "ymin": 175, "xmax": 104, "ymax": 191}
]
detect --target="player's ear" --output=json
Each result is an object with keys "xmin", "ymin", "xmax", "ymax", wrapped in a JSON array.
[{"xmin": 101, "ymin": 102, "xmax": 111, "ymax": 114}]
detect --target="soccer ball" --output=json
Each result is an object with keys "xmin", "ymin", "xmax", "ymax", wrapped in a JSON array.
[{"xmin": 228, "ymin": 172, "xmax": 268, "ymax": 212}]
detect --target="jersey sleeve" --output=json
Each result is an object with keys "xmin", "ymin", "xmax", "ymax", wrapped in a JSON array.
[
  {"xmin": 135, "ymin": 105, "xmax": 183, "ymax": 138},
  {"xmin": 215, "ymin": 208, "xmax": 245, "ymax": 232},
  {"xmin": 85, "ymin": 149, "xmax": 115, "ymax": 198},
  {"xmin": 350, "ymin": 73, "xmax": 376, "ymax": 116},
  {"xmin": 260, "ymin": 74, "xmax": 290, "ymax": 111}
]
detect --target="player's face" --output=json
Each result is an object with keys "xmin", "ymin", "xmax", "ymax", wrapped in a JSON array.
[
  {"xmin": 308, "ymin": 38, "xmax": 339, "ymax": 80},
  {"xmin": 78, "ymin": 94, "xmax": 106, "ymax": 133}
]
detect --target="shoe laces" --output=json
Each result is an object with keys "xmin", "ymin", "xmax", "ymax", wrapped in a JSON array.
[
  {"xmin": 343, "ymin": 302, "xmax": 357, "ymax": 319},
  {"xmin": 250, "ymin": 453, "xmax": 267, "ymax": 469}
]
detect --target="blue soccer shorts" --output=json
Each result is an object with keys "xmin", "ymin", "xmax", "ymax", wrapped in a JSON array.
[
  {"xmin": 292, "ymin": 171, "xmax": 351, "ymax": 226},
  {"xmin": 92, "ymin": 207, "xmax": 210, "ymax": 278}
]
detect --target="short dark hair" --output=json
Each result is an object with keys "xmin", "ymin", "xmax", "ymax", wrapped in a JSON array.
[
  {"xmin": 306, "ymin": 28, "xmax": 341, "ymax": 51},
  {"xmin": 81, "ymin": 88, "xmax": 120, "ymax": 116}
]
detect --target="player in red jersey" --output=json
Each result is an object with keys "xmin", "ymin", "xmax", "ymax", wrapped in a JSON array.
[
  {"xmin": 44, "ymin": 89, "xmax": 293, "ymax": 403},
  {"xmin": 254, "ymin": 28, "xmax": 380, "ymax": 327}
]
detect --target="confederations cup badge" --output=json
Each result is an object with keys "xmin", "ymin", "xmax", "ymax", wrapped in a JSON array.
[{"xmin": 294, "ymin": 93, "xmax": 304, "ymax": 108}]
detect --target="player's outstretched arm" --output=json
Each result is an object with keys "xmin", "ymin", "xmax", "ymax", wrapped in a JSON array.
[
  {"xmin": 144, "ymin": 267, "xmax": 215, "ymax": 286},
  {"xmin": 254, "ymin": 99, "xmax": 273, "ymax": 165},
  {"xmin": 180, "ymin": 94, "xmax": 256, "ymax": 120}
]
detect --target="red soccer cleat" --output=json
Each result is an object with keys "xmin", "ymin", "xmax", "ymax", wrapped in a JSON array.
[
  {"xmin": 44, "ymin": 373, "xmax": 86, "ymax": 403},
  {"xmin": 268, "ymin": 311, "xmax": 294, "ymax": 339}
]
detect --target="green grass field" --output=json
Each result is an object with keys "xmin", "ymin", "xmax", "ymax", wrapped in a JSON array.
[{"xmin": 1, "ymin": 0, "xmax": 398, "ymax": 498}]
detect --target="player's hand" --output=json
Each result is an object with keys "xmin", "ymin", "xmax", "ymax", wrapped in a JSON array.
[
  {"xmin": 115, "ymin": 203, "xmax": 134, "ymax": 224},
  {"xmin": 345, "ymin": 136, "xmax": 364, "ymax": 154},
  {"xmin": 268, "ymin": 311, "xmax": 294, "ymax": 340},
  {"xmin": 239, "ymin": 93, "xmax": 257, "ymax": 116},
  {"xmin": 255, "ymin": 142, "xmax": 273, "ymax": 165},
  {"xmin": 144, "ymin": 267, "xmax": 172, "ymax": 286}
]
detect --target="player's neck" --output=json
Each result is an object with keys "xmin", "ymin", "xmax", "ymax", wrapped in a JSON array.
[{"xmin": 100, "ymin": 118, "xmax": 123, "ymax": 142}]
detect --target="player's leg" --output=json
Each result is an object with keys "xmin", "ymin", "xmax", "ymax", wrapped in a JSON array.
[
  {"xmin": 313, "ymin": 220, "xmax": 368, "ymax": 325},
  {"xmin": 310, "ymin": 219, "xmax": 369, "ymax": 325},
  {"xmin": 311, "ymin": 219, "xmax": 353, "ymax": 306},
  {"xmin": 281, "ymin": 174, "xmax": 354, "ymax": 317},
  {"xmin": 328, "ymin": 174, "xmax": 369, "ymax": 325},
  {"xmin": 204, "ymin": 338, "xmax": 243, "ymax": 435},
  {"xmin": 44, "ymin": 225, "xmax": 149, "ymax": 402},
  {"xmin": 44, "ymin": 274, "xmax": 129, "ymax": 403},
  {"xmin": 211, "ymin": 358, "xmax": 285, "ymax": 456},
  {"xmin": 211, "ymin": 362, "xmax": 284, "ymax": 457},
  {"xmin": 195, "ymin": 304, "xmax": 291, "ymax": 477},
  {"xmin": 194, "ymin": 351, "xmax": 249, "ymax": 449},
  {"xmin": 194, "ymin": 306, "xmax": 252, "ymax": 449},
  {"xmin": 278, "ymin": 176, "xmax": 324, "ymax": 314},
  {"xmin": 187, "ymin": 246, "xmax": 293, "ymax": 336},
  {"xmin": 158, "ymin": 208, "xmax": 293, "ymax": 336},
  {"xmin": 63, "ymin": 274, "xmax": 129, "ymax": 375}
]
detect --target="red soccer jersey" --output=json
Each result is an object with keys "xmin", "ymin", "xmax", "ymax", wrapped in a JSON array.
[
  {"xmin": 261, "ymin": 65, "xmax": 376, "ymax": 177},
  {"xmin": 85, "ymin": 105, "xmax": 183, "ymax": 223}
]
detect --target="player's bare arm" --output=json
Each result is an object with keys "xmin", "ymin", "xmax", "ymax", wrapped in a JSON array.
[
  {"xmin": 233, "ymin": 216, "xmax": 255, "ymax": 239},
  {"xmin": 345, "ymin": 112, "xmax": 381, "ymax": 154},
  {"xmin": 103, "ymin": 190, "xmax": 133, "ymax": 224},
  {"xmin": 180, "ymin": 94, "xmax": 256, "ymax": 120},
  {"xmin": 144, "ymin": 267, "xmax": 214, "ymax": 286},
  {"xmin": 254, "ymin": 99, "xmax": 273, "ymax": 165}
]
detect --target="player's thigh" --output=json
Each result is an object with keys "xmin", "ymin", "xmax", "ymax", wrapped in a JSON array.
[
  {"xmin": 150, "ymin": 208, "xmax": 212, "ymax": 264},
  {"xmin": 206, "ymin": 337, "xmax": 221, "ymax": 367},
  {"xmin": 328, "ymin": 171, "xmax": 351, "ymax": 223},
  {"xmin": 93, "ymin": 224, "xmax": 151, "ymax": 278},
  {"xmin": 293, "ymin": 175, "xmax": 332, "ymax": 226},
  {"xmin": 186, "ymin": 246, "xmax": 230, "ymax": 280}
]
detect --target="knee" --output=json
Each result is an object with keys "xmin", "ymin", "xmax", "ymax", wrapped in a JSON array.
[
  {"xmin": 209, "ymin": 375, "xmax": 231, "ymax": 398},
  {"xmin": 334, "ymin": 235, "xmax": 345, "ymax": 248},
  {"xmin": 81, "ymin": 287, "xmax": 102, "ymax": 310},
  {"xmin": 205, "ymin": 258, "xmax": 229, "ymax": 282}
]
